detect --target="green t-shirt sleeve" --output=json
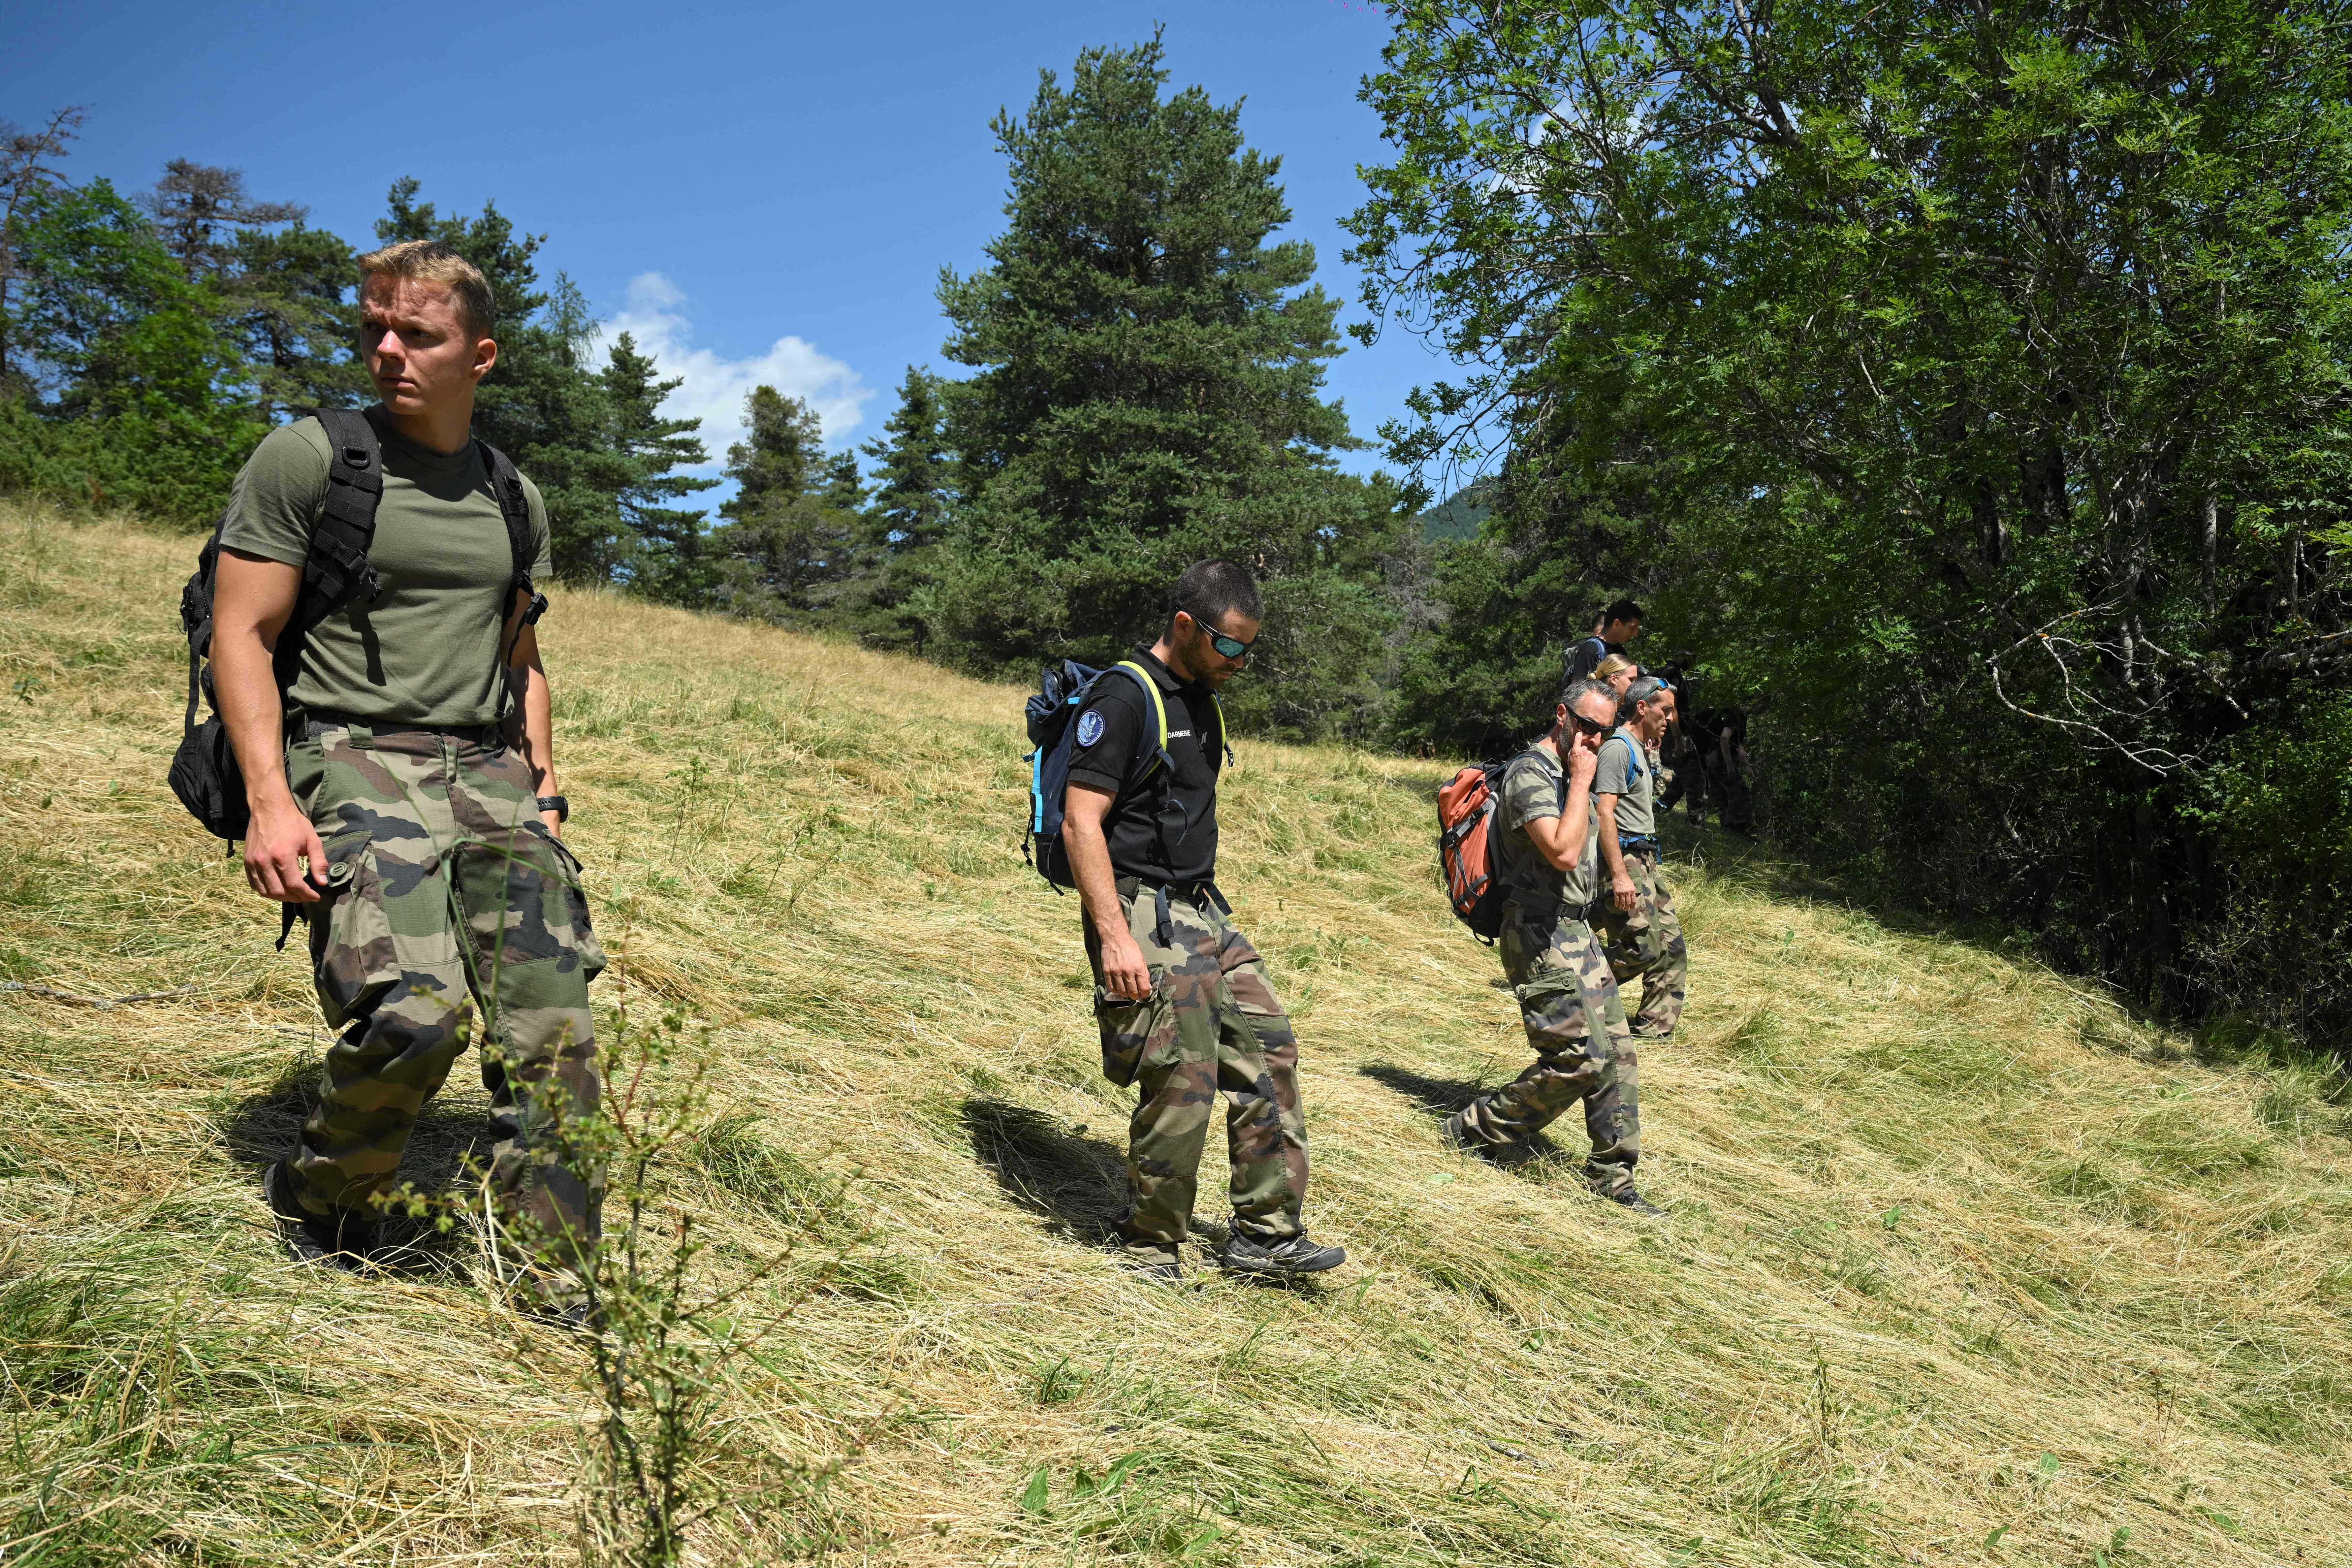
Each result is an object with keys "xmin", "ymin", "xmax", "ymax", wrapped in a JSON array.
[
  {"xmin": 217, "ymin": 419, "xmax": 332, "ymax": 568},
  {"xmin": 1594, "ymin": 736, "xmax": 1634, "ymax": 797},
  {"xmin": 1502, "ymin": 753, "xmax": 1562, "ymax": 831},
  {"xmin": 519, "ymin": 473, "xmax": 554, "ymax": 581}
]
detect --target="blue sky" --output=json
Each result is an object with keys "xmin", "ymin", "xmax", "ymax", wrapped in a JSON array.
[{"xmin": 1, "ymin": 0, "xmax": 1444, "ymax": 482}]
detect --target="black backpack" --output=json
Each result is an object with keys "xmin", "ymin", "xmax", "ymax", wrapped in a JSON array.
[
  {"xmin": 169, "ymin": 407, "xmax": 542, "ymax": 841},
  {"xmin": 1021, "ymin": 657, "xmax": 1225, "ymax": 890}
]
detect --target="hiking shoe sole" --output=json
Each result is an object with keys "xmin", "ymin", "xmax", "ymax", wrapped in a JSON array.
[
  {"xmin": 1221, "ymin": 1236, "xmax": 1346, "ymax": 1275},
  {"xmin": 1600, "ymin": 1186, "xmax": 1667, "ymax": 1218}
]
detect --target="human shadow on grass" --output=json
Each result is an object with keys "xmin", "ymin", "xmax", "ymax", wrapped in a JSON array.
[
  {"xmin": 217, "ymin": 1050, "xmax": 493, "ymax": 1276},
  {"xmin": 1357, "ymin": 1062, "xmax": 1568, "ymax": 1172},
  {"xmin": 961, "ymin": 1097, "xmax": 1128, "ymax": 1248}
]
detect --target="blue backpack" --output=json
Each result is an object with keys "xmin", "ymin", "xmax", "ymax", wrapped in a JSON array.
[{"xmin": 1022, "ymin": 658, "xmax": 1221, "ymax": 889}]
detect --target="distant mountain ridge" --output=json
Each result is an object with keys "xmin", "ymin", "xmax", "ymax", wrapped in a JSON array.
[{"xmin": 1416, "ymin": 477, "xmax": 1494, "ymax": 543}]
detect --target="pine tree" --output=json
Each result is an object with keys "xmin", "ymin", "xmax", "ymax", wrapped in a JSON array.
[
  {"xmin": 711, "ymin": 386, "xmax": 865, "ymax": 620},
  {"xmin": 850, "ymin": 366, "xmax": 956, "ymax": 649},
  {"xmin": 139, "ymin": 160, "xmax": 363, "ymax": 421},
  {"xmin": 923, "ymin": 35, "xmax": 1405, "ymax": 735},
  {"xmin": 228, "ymin": 221, "xmax": 367, "ymax": 420},
  {"xmin": 375, "ymin": 179, "xmax": 630, "ymax": 581},
  {"xmin": 861, "ymin": 366, "xmax": 953, "ymax": 551},
  {"xmin": 601, "ymin": 329, "xmax": 717, "ymax": 605},
  {"xmin": 140, "ymin": 160, "xmax": 303, "ymax": 280},
  {"xmin": 0, "ymin": 107, "xmax": 85, "ymax": 394}
]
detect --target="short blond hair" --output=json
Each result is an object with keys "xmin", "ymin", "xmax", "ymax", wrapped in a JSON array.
[{"xmin": 356, "ymin": 239, "xmax": 496, "ymax": 340}]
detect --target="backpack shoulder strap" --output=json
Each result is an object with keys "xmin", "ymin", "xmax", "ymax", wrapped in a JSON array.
[
  {"xmin": 476, "ymin": 439, "xmax": 547, "ymax": 724},
  {"xmin": 276, "ymin": 407, "xmax": 385, "ymax": 690},
  {"xmin": 304, "ymin": 408, "xmax": 383, "ymax": 609},
  {"xmin": 475, "ymin": 439, "xmax": 538, "ymax": 595},
  {"xmin": 1610, "ymin": 732, "xmax": 1645, "ymax": 782},
  {"xmin": 1110, "ymin": 660, "xmax": 1169, "ymax": 758},
  {"xmin": 1206, "ymin": 690, "xmax": 1233, "ymax": 769}
]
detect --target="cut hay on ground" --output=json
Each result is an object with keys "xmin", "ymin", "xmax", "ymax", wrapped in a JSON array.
[{"xmin": 2, "ymin": 498, "xmax": 2347, "ymax": 1565}]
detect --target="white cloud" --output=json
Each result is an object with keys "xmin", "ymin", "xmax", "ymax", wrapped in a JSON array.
[{"xmin": 591, "ymin": 272, "xmax": 872, "ymax": 470}]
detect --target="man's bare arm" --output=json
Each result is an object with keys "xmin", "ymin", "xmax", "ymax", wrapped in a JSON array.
[
  {"xmin": 1064, "ymin": 783, "xmax": 1149, "ymax": 1001},
  {"xmin": 501, "ymin": 614, "xmax": 562, "ymax": 837},
  {"xmin": 212, "ymin": 548, "xmax": 325, "ymax": 903}
]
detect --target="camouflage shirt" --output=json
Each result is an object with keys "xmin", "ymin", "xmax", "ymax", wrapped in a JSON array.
[{"xmin": 1494, "ymin": 740, "xmax": 1600, "ymax": 910}]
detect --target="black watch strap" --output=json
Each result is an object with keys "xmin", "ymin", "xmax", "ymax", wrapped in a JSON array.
[{"xmin": 536, "ymin": 794, "xmax": 569, "ymax": 822}]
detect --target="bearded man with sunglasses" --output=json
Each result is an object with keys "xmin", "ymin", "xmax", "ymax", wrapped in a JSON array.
[
  {"xmin": 1060, "ymin": 560, "xmax": 1345, "ymax": 1283},
  {"xmin": 1443, "ymin": 678, "xmax": 1658, "ymax": 1214}
]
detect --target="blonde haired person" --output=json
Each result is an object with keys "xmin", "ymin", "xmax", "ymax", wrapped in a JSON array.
[
  {"xmin": 1590, "ymin": 652, "xmax": 1639, "ymax": 699},
  {"xmin": 212, "ymin": 239, "xmax": 603, "ymax": 1301}
]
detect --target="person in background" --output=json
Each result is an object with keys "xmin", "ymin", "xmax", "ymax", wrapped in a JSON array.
[
  {"xmin": 1592, "ymin": 676, "xmax": 1689, "ymax": 1045},
  {"xmin": 1061, "ymin": 560, "xmax": 1346, "ymax": 1283},
  {"xmin": 1590, "ymin": 652, "xmax": 1639, "ymax": 702},
  {"xmin": 1704, "ymin": 705, "xmax": 1756, "ymax": 835},
  {"xmin": 1652, "ymin": 651, "xmax": 1704, "ymax": 827},
  {"xmin": 1564, "ymin": 599, "xmax": 1644, "ymax": 685},
  {"xmin": 1443, "ymin": 678, "xmax": 1659, "ymax": 1215}
]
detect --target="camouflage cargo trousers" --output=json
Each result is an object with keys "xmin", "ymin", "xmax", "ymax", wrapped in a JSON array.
[
  {"xmin": 1592, "ymin": 845, "xmax": 1688, "ymax": 1040},
  {"xmin": 284, "ymin": 719, "xmax": 605, "ymax": 1255},
  {"xmin": 1457, "ymin": 903, "xmax": 1640, "ymax": 1192},
  {"xmin": 1086, "ymin": 881, "xmax": 1308, "ymax": 1253}
]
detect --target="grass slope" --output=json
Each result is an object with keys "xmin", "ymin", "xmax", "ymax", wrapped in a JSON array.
[{"xmin": 3, "ymin": 499, "xmax": 2350, "ymax": 1567}]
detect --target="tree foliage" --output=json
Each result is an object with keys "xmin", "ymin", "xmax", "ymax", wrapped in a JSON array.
[
  {"xmin": 922, "ymin": 35, "xmax": 1407, "ymax": 736},
  {"xmin": 375, "ymin": 180, "xmax": 641, "ymax": 580},
  {"xmin": 0, "ymin": 176, "xmax": 260, "ymax": 515},
  {"xmin": 603, "ymin": 330, "xmax": 717, "ymax": 605},
  {"xmin": 1351, "ymin": 0, "xmax": 2352, "ymax": 1037},
  {"xmin": 710, "ymin": 385, "xmax": 869, "ymax": 622}
]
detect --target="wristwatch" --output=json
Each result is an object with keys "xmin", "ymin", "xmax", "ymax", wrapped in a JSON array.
[{"xmin": 537, "ymin": 795, "xmax": 569, "ymax": 823}]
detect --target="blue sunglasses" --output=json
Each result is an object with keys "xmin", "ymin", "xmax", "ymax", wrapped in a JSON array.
[{"xmin": 1185, "ymin": 608, "xmax": 1255, "ymax": 660}]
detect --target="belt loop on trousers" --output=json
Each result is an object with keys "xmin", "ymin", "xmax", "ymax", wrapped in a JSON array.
[
  {"xmin": 1154, "ymin": 885, "xmax": 1173, "ymax": 946},
  {"xmin": 346, "ymin": 721, "xmax": 374, "ymax": 750}
]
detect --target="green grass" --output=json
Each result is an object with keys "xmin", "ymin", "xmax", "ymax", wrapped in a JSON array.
[{"xmin": 3, "ymin": 497, "xmax": 2351, "ymax": 1564}]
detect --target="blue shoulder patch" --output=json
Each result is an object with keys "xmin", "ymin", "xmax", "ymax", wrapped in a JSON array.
[{"xmin": 1076, "ymin": 709, "xmax": 1106, "ymax": 748}]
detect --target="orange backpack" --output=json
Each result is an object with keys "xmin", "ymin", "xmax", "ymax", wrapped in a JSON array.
[{"xmin": 1437, "ymin": 759, "xmax": 1511, "ymax": 942}]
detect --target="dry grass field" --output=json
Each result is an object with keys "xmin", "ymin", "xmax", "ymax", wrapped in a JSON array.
[{"xmin": 4, "ymin": 496, "xmax": 2351, "ymax": 1566}]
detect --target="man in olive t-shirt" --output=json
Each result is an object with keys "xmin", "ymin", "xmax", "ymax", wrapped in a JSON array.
[
  {"xmin": 1443, "ymin": 678, "xmax": 1653, "ymax": 1213},
  {"xmin": 223, "ymin": 412, "xmax": 554, "ymax": 724},
  {"xmin": 212, "ymin": 239, "xmax": 603, "ymax": 1292}
]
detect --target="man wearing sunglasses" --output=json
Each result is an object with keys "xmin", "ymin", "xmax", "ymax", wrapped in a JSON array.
[
  {"xmin": 1594, "ymin": 677, "xmax": 1689, "ymax": 1044},
  {"xmin": 1061, "ymin": 560, "xmax": 1344, "ymax": 1283},
  {"xmin": 1443, "ymin": 678, "xmax": 1658, "ymax": 1214}
]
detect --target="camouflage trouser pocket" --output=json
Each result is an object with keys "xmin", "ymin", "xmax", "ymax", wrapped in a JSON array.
[
  {"xmin": 1513, "ymin": 968, "xmax": 1593, "ymax": 1058},
  {"xmin": 312, "ymin": 837, "xmax": 401, "ymax": 1029},
  {"xmin": 546, "ymin": 837, "xmax": 607, "ymax": 983},
  {"xmin": 1093, "ymin": 982, "xmax": 1162, "ymax": 1088}
]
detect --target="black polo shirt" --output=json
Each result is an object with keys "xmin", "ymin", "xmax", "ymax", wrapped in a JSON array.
[{"xmin": 1065, "ymin": 647, "xmax": 1224, "ymax": 884}]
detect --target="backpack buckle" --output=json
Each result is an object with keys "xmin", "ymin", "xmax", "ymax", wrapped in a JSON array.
[{"xmin": 341, "ymin": 446, "xmax": 372, "ymax": 470}]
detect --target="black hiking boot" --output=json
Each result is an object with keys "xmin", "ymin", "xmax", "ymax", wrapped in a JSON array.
[
  {"xmin": 1597, "ymin": 1183, "xmax": 1666, "ymax": 1218},
  {"xmin": 516, "ymin": 1274, "xmax": 602, "ymax": 1332},
  {"xmin": 1116, "ymin": 1242, "xmax": 1184, "ymax": 1285},
  {"xmin": 261, "ymin": 1160, "xmax": 375, "ymax": 1267},
  {"xmin": 1221, "ymin": 1233, "xmax": 1347, "ymax": 1276},
  {"xmin": 1440, "ymin": 1109, "xmax": 1485, "ymax": 1152}
]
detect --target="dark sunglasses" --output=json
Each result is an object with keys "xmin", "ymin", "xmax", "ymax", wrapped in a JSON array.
[
  {"xmin": 1185, "ymin": 609, "xmax": 1255, "ymax": 660},
  {"xmin": 1568, "ymin": 712, "xmax": 1611, "ymax": 738}
]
